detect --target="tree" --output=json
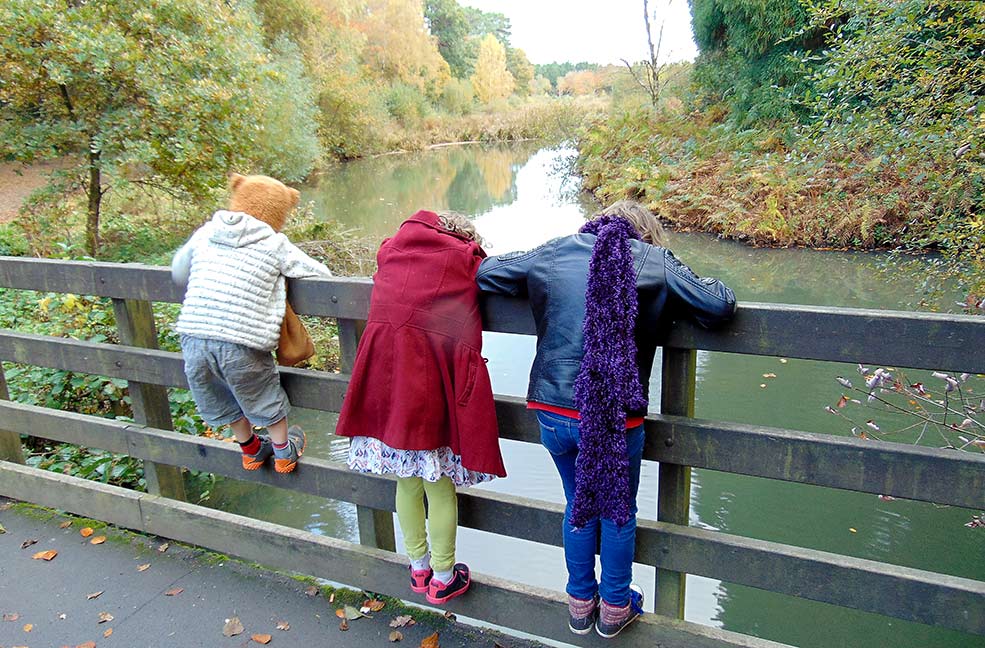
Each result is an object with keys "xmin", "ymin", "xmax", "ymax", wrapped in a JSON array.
[
  {"xmin": 471, "ymin": 34, "xmax": 515, "ymax": 103},
  {"xmin": 0, "ymin": 0, "xmax": 315, "ymax": 256},
  {"xmin": 506, "ymin": 48, "xmax": 535, "ymax": 97},
  {"xmin": 621, "ymin": 0, "xmax": 675, "ymax": 107},
  {"xmin": 463, "ymin": 7, "xmax": 512, "ymax": 46},
  {"xmin": 359, "ymin": 0, "xmax": 451, "ymax": 99},
  {"xmin": 534, "ymin": 61, "xmax": 598, "ymax": 92},
  {"xmin": 425, "ymin": 0, "xmax": 475, "ymax": 78}
]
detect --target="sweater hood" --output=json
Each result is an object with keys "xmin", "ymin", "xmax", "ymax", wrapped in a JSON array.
[{"xmin": 208, "ymin": 210, "xmax": 276, "ymax": 248}]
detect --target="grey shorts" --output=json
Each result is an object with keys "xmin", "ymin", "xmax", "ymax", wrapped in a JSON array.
[{"xmin": 180, "ymin": 335, "xmax": 290, "ymax": 428}]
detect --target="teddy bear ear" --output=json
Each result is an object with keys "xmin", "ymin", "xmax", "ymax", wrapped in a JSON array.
[
  {"xmin": 289, "ymin": 187, "xmax": 300, "ymax": 207},
  {"xmin": 228, "ymin": 173, "xmax": 245, "ymax": 191}
]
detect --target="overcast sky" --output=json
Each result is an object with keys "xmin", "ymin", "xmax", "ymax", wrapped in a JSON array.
[{"xmin": 459, "ymin": 0, "xmax": 699, "ymax": 65}]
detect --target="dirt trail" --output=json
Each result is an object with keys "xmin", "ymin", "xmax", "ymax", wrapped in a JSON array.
[{"xmin": 0, "ymin": 159, "xmax": 70, "ymax": 223}]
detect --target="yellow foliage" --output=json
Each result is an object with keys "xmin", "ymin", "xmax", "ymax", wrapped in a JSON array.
[{"xmin": 471, "ymin": 34, "xmax": 514, "ymax": 104}]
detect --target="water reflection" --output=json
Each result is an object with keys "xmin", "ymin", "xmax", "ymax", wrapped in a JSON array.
[{"xmin": 196, "ymin": 144, "xmax": 983, "ymax": 648}]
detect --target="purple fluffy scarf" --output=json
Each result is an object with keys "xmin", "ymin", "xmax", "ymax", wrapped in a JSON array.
[{"xmin": 570, "ymin": 215, "xmax": 648, "ymax": 528}]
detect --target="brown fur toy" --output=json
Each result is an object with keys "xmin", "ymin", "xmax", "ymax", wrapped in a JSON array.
[{"xmin": 227, "ymin": 172, "xmax": 313, "ymax": 366}]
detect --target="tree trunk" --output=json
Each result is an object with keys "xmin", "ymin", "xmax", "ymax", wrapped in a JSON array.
[{"xmin": 86, "ymin": 141, "xmax": 101, "ymax": 257}]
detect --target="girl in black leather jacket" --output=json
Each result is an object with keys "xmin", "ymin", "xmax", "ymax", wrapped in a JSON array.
[{"xmin": 476, "ymin": 201, "xmax": 735, "ymax": 638}]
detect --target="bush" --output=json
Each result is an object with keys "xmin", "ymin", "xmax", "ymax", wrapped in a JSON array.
[
  {"xmin": 0, "ymin": 223, "xmax": 29, "ymax": 256},
  {"xmin": 386, "ymin": 83, "xmax": 432, "ymax": 128},
  {"xmin": 440, "ymin": 78, "xmax": 475, "ymax": 116}
]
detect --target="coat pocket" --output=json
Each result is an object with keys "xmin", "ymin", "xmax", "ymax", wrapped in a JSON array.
[{"xmin": 455, "ymin": 345, "xmax": 479, "ymax": 407}]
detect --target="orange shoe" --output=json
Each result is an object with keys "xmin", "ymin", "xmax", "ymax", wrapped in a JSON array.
[
  {"xmin": 241, "ymin": 435, "xmax": 273, "ymax": 471},
  {"xmin": 273, "ymin": 426, "xmax": 306, "ymax": 474}
]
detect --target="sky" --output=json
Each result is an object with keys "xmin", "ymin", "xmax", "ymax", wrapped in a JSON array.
[{"xmin": 459, "ymin": 0, "xmax": 699, "ymax": 66}]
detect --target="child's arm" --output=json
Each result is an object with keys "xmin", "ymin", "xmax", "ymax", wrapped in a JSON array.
[
  {"xmin": 278, "ymin": 236, "xmax": 334, "ymax": 278},
  {"xmin": 475, "ymin": 241, "xmax": 550, "ymax": 297},
  {"xmin": 170, "ymin": 223, "xmax": 213, "ymax": 288},
  {"xmin": 661, "ymin": 249, "xmax": 737, "ymax": 328}
]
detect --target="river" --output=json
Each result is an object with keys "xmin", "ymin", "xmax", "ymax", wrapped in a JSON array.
[{"xmin": 201, "ymin": 143, "xmax": 984, "ymax": 648}]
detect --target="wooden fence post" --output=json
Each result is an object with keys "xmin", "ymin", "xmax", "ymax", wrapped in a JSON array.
[
  {"xmin": 338, "ymin": 317, "xmax": 396, "ymax": 552},
  {"xmin": 112, "ymin": 298, "xmax": 187, "ymax": 501},
  {"xmin": 0, "ymin": 368, "xmax": 25, "ymax": 463},
  {"xmin": 655, "ymin": 346, "xmax": 696, "ymax": 619}
]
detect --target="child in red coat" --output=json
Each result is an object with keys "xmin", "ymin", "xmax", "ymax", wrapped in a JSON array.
[{"xmin": 335, "ymin": 210, "xmax": 506, "ymax": 604}]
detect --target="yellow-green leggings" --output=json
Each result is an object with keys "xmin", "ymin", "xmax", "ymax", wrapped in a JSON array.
[{"xmin": 395, "ymin": 476, "xmax": 457, "ymax": 572}]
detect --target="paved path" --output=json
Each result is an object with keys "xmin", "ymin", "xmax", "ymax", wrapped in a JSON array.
[{"xmin": 0, "ymin": 498, "xmax": 545, "ymax": 648}]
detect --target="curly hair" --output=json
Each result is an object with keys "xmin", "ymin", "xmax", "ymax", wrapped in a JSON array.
[{"xmin": 437, "ymin": 211, "xmax": 484, "ymax": 245}]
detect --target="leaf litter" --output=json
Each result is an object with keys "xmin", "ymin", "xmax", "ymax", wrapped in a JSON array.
[
  {"xmin": 251, "ymin": 633, "xmax": 272, "ymax": 644},
  {"xmin": 223, "ymin": 616, "xmax": 244, "ymax": 637},
  {"xmin": 390, "ymin": 615, "xmax": 415, "ymax": 628},
  {"xmin": 32, "ymin": 549, "xmax": 57, "ymax": 561},
  {"xmin": 86, "ymin": 591, "xmax": 103, "ymax": 600},
  {"xmin": 98, "ymin": 612, "xmax": 114, "ymax": 623},
  {"xmin": 421, "ymin": 631, "xmax": 440, "ymax": 648}
]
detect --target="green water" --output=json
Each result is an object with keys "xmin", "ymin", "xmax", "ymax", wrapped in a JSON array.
[{"xmin": 202, "ymin": 143, "xmax": 984, "ymax": 648}]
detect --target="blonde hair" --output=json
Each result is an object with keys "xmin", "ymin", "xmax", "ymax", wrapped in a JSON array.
[
  {"xmin": 438, "ymin": 211, "xmax": 484, "ymax": 245},
  {"xmin": 592, "ymin": 200, "xmax": 666, "ymax": 246}
]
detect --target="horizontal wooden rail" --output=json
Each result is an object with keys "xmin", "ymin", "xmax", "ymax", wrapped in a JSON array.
[
  {"xmin": 2, "ymin": 257, "xmax": 984, "ymax": 373},
  {"xmin": 0, "ymin": 460, "xmax": 791, "ymax": 648},
  {"xmin": 2, "ymin": 330, "xmax": 983, "ymax": 510},
  {"xmin": 1, "ymin": 400, "xmax": 982, "ymax": 635}
]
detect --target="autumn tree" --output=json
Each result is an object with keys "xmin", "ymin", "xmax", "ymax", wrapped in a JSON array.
[
  {"xmin": 359, "ymin": 0, "xmax": 451, "ymax": 99},
  {"xmin": 425, "ymin": 0, "xmax": 474, "ymax": 78},
  {"xmin": 506, "ymin": 48, "xmax": 535, "ymax": 97},
  {"xmin": 0, "ymin": 0, "xmax": 320, "ymax": 255},
  {"xmin": 471, "ymin": 34, "xmax": 515, "ymax": 104}
]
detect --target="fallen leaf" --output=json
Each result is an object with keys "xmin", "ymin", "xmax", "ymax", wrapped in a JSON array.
[
  {"xmin": 80, "ymin": 527, "xmax": 94, "ymax": 538},
  {"xmin": 59, "ymin": 613, "xmax": 67, "ymax": 620},
  {"xmin": 390, "ymin": 615, "xmax": 415, "ymax": 628},
  {"xmin": 329, "ymin": 592, "xmax": 335, "ymax": 603},
  {"xmin": 421, "ymin": 631, "xmax": 440, "ymax": 648},
  {"xmin": 165, "ymin": 588, "xmax": 183, "ymax": 597},
  {"xmin": 251, "ymin": 633, "xmax": 272, "ymax": 644},
  {"xmin": 86, "ymin": 592, "xmax": 103, "ymax": 601},
  {"xmin": 136, "ymin": 563, "xmax": 150, "ymax": 572},
  {"xmin": 762, "ymin": 373, "xmax": 777, "ymax": 379},
  {"xmin": 304, "ymin": 586, "xmax": 318, "ymax": 597},
  {"xmin": 849, "ymin": 527, "xmax": 857, "ymax": 533},
  {"xmin": 837, "ymin": 395, "xmax": 849, "ymax": 408},
  {"xmin": 0, "ymin": 522, "xmax": 5, "ymax": 534},
  {"xmin": 344, "ymin": 605, "xmax": 366, "ymax": 620},
  {"xmin": 878, "ymin": 495, "xmax": 896, "ymax": 501},
  {"xmin": 32, "ymin": 549, "xmax": 57, "ymax": 561},
  {"xmin": 103, "ymin": 627, "xmax": 113, "ymax": 638},
  {"xmin": 21, "ymin": 539, "xmax": 38, "ymax": 549},
  {"xmin": 3, "ymin": 612, "xmax": 20, "ymax": 621},
  {"xmin": 157, "ymin": 542, "xmax": 169, "ymax": 553},
  {"xmin": 779, "ymin": 358, "xmax": 788, "ymax": 364},
  {"xmin": 276, "ymin": 621, "xmax": 290, "ymax": 631},
  {"xmin": 23, "ymin": 623, "xmax": 33, "ymax": 632},
  {"xmin": 59, "ymin": 521, "xmax": 73, "ymax": 529},
  {"xmin": 222, "ymin": 617, "xmax": 244, "ymax": 637},
  {"xmin": 443, "ymin": 611, "xmax": 456, "ymax": 621},
  {"xmin": 77, "ymin": 642, "xmax": 97, "ymax": 648},
  {"xmin": 759, "ymin": 383, "xmax": 767, "ymax": 388},
  {"xmin": 365, "ymin": 599, "xmax": 386, "ymax": 612},
  {"xmin": 335, "ymin": 609, "xmax": 345, "ymax": 619},
  {"xmin": 389, "ymin": 630, "xmax": 403, "ymax": 642},
  {"xmin": 90, "ymin": 536, "xmax": 106, "ymax": 545},
  {"xmin": 339, "ymin": 619, "xmax": 349, "ymax": 631},
  {"xmin": 98, "ymin": 612, "xmax": 113, "ymax": 624}
]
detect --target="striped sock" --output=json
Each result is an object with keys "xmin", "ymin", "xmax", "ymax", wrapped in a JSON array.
[
  {"xmin": 600, "ymin": 599, "xmax": 632, "ymax": 626},
  {"xmin": 568, "ymin": 595, "xmax": 596, "ymax": 619},
  {"xmin": 238, "ymin": 434, "xmax": 261, "ymax": 455}
]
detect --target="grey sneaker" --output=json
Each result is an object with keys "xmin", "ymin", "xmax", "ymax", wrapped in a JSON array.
[
  {"xmin": 596, "ymin": 584, "xmax": 644, "ymax": 639},
  {"xmin": 568, "ymin": 595, "xmax": 598, "ymax": 635},
  {"xmin": 241, "ymin": 434, "xmax": 273, "ymax": 471},
  {"xmin": 274, "ymin": 426, "xmax": 306, "ymax": 474}
]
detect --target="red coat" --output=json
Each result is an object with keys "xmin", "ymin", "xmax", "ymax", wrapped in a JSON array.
[{"xmin": 335, "ymin": 211, "xmax": 506, "ymax": 477}]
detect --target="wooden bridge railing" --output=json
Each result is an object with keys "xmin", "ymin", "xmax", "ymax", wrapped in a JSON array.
[{"xmin": 0, "ymin": 257, "xmax": 983, "ymax": 648}]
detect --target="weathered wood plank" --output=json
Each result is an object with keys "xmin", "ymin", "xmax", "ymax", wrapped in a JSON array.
[
  {"xmin": 3, "ymin": 257, "xmax": 984, "ymax": 373},
  {"xmin": 3, "ymin": 331, "xmax": 983, "ymax": 508},
  {"xmin": 112, "ymin": 298, "xmax": 186, "ymax": 501},
  {"xmin": 655, "ymin": 347, "xmax": 695, "ymax": 619},
  {"xmin": 338, "ymin": 316, "xmax": 397, "ymax": 552},
  {"xmin": 2, "ymin": 401, "xmax": 982, "ymax": 634},
  {"xmin": 0, "ymin": 368, "xmax": 25, "ymax": 463},
  {"xmin": 0, "ymin": 460, "xmax": 790, "ymax": 648}
]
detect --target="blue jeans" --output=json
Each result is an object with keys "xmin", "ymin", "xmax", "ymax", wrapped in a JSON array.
[{"xmin": 536, "ymin": 410, "xmax": 645, "ymax": 607}]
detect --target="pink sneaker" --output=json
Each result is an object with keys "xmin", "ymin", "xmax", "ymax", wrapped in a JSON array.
[
  {"xmin": 425, "ymin": 563, "xmax": 470, "ymax": 604},
  {"xmin": 410, "ymin": 566, "xmax": 433, "ymax": 594}
]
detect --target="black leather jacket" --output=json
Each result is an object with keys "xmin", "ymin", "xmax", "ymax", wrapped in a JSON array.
[{"xmin": 476, "ymin": 233, "xmax": 736, "ymax": 416}]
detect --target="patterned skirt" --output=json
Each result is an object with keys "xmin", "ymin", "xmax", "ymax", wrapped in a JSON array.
[{"xmin": 346, "ymin": 436, "xmax": 499, "ymax": 488}]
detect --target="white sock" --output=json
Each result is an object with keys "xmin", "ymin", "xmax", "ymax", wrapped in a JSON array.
[
  {"xmin": 433, "ymin": 568, "xmax": 454, "ymax": 584},
  {"xmin": 410, "ymin": 551, "xmax": 431, "ymax": 572}
]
